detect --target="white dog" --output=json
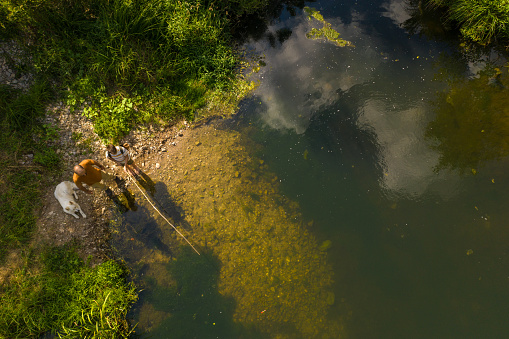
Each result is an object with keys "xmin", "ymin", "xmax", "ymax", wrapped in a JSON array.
[{"xmin": 54, "ymin": 181, "xmax": 86, "ymax": 219}]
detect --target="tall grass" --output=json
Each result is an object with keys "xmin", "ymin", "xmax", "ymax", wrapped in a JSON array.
[
  {"xmin": 0, "ymin": 0, "xmax": 253, "ymax": 142},
  {"xmin": 0, "ymin": 246, "xmax": 137, "ymax": 338},
  {"xmin": 429, "ymin": 0, "xmax": 509, "ymax": 44},
  {"xmin": 0, "ymin": 83, "xmax": 60, "ymax": 262}
]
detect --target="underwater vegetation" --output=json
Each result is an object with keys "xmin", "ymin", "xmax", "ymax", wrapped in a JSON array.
[
  {"xmin": 114, "ymin": 123, "xmax": 343, "ymax": 337},
  {"xmin": 162, "ymin": 124, "xmax": 342, "ymax": 337},
  {"xmin": 426, "ymin": 66, "xmax": 509, "ymax": 173},
  {"xmin": 304, "ymin": 6, "xmax": 354, "ymax": 47}
]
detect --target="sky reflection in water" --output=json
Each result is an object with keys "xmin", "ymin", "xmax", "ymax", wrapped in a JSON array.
[
  {"xmin": 240, "ymin": 0, "xmax": 509, "ymax": 338},
  {"xmin": 246, "ymin": 0, "xmax": 463, "ymax": 199}
]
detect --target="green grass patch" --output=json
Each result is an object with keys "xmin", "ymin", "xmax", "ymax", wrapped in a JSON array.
[
  {"xmin": 0, "ymin": 245, "xmax": 138, "ymax": 338},
  {"xmin": 0, "ymin": 0, "xmax": 262, "ymax": 143},
  {"xmin": 430, "ymin": 0, "xmax": 509, "ymax": 45},
  {"xmin": 0, "ymin": 82, "xmax": 61, "ymax": 262}
]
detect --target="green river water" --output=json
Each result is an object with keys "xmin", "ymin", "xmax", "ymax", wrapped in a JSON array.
[{"xmin": 113, "ymin": 1, "xmax": 509, "ymax": 338}]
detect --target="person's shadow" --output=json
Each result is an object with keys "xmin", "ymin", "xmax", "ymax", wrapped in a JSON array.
[
  {"xmin": 107, "ymin": 177, "xmax": 137, "ymax": 212},
  {"xmin": 151, "ymin": 181, "xmax": 195, "ymax": 232},
  {"xmin": 136, "ymin": 171, "xmax": 156, "ymax": 196},
  {"xmin": 118, "ymin": 176, "xmax": 191, "ymax": 258},
  {"xmin": 106, "ymin": 171, "xmax": 157, "ymax": 213}
]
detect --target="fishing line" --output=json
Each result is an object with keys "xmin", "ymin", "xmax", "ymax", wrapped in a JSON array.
[{"xmin": 124, "ymin": 169, "xmax": 200, "ymax": 255}]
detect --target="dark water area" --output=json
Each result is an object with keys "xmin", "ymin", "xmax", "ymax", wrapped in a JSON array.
[{"xmin": 235, "ymin": 0, "xmax": 509, "ymax": 338}]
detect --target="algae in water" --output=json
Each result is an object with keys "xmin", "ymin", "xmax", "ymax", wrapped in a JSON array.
[{"xmin": 304, "ymin": 6, "xmax": 354, "ymax": 47}]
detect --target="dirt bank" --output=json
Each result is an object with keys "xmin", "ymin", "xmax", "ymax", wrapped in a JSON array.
[{"xmin": 33, "ymin": 104, "xmax": 196, "ymax": 266}]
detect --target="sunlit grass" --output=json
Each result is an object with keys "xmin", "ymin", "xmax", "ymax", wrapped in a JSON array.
[
  {"xmin": 0, "ymin": 246, "xmax": 137, "ymax": 338},
  {"xmin": 429, "ymin": 0, "xmax": 509, "ymax": 44},
  {"xmin": 0, "ymin": 0, "xmax": 254, "ymax": 142}
]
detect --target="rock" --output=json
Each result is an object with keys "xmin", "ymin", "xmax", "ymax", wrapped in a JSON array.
[{"xmin": 155, "ymin": 163, "xmax": 160, "ymax": 169}]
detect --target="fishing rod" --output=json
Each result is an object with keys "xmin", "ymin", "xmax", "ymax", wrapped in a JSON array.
[{"xmin": 124, "ymin": 169, "xmax": 200, "ymax": 255}]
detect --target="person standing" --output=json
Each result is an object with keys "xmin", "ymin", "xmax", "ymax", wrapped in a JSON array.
[
  {"xmin": 73, "ymin": 159, "xmax": 115, "ymax": 195},
  {"xmin": 105, "ymin": 143, "xmax": 141, "ymax": 176}
]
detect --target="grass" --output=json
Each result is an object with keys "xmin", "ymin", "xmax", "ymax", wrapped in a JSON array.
[
  {"xmin": 0, "ymin": 0, "xmax": 259, "ymax": 143},
  {"xmin": 0, "ymin": 245, "xmax": 138, "ymax": 338},
  {"xmin": 0, "ymin": 82, "xmax": 60, "ymax": 262},
  {"xmin": 429, "ymin": 0, "xmax": 509, "ymax": 45}
]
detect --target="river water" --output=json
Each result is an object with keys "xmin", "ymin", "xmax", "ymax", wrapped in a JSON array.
[
  {"xmin": 117, "ymin": 0, "xmax": 509, "ymax": 338},
  {"xmin": 236, "ymin": 0, "xmax": 509, "ymax": 337}
]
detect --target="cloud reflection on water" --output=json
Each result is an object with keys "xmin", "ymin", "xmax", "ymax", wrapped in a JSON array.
[
  {"xmin": 381, "ymin": 0, "xmax": 411, "ymax": 25},
  {"xmin": 249, "ymin": 13, "xmax": 367, "ymax": 133},
  {"xmin": 247, "ymin": 2, "xmax": 461, "ymax": 198}
]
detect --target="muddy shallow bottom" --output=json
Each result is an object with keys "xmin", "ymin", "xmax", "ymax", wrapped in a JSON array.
[{"xmin": 110, "ymin": 120, "xmax": 341, "ymax": 338}]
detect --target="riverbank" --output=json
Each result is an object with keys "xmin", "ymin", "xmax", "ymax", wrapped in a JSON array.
[
  {"xmin": 2, "ymin": 92, "xmax": 343, "ymax": 338},
  {"xmin": 0, "ymin": 1, "xmax": 343, "ymax": 335},
  {"xmin": 32, "ymin": 102, "xmax": 193, "ymax": 267}
]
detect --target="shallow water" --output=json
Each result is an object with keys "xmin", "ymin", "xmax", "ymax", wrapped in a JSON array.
[{"xmin": 114, "ymin": 1, "xmax": 509, "ymax": 338}]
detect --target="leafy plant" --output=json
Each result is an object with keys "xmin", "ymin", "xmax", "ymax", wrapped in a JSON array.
[{"xmin": 82, "ymin": 94, "xmax": 142, "ymax": 143}]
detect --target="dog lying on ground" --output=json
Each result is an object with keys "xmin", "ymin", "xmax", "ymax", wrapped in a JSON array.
[{"xmin": 54, "ymin": 181, "xmax": 86, "ymax": 219}]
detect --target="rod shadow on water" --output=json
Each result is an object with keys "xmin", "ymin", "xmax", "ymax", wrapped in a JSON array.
[
  {"xmin": 133, "ymin": 247, "xmax": 265, "ymax": 339},
  {"xmin": 150, "ymin": 181, "xmax": 196, "ymax": 233},
  {"xmin": 121, "ymin": 178, "xmax": 190, "ymax": 260},
  {"xmin": 118, "ymin": 182, "xmax": 175, "ymax": 258}
]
